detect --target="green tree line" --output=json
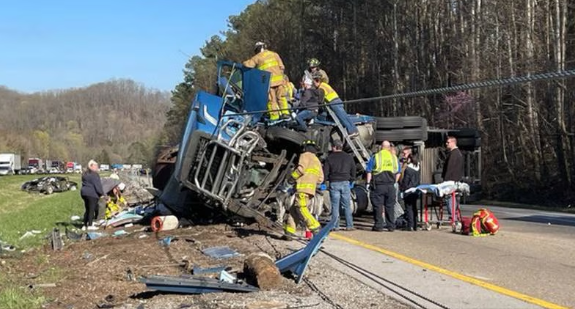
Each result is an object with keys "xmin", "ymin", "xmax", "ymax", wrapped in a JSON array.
[
  {"xmin": 163, "ymin": 0, "xmax": 575, "ymax": 206},
  {"xmin": 0, "ymin": 79, "xmax": 170, "ymax": 166}
]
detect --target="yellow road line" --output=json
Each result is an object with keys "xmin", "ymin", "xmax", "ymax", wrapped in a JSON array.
[{"xmin": 330, "ymin": 233, "xmax": 568, "ymax": 309}]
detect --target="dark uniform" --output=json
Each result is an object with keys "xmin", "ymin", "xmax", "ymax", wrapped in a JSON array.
[
  {"xmin": 441, "ymin": 147, "xmax": 464, "ymax": 216},
  {"xmin": 400, "ymin": 163, "xmax": 421, "ymax": 230},
  {"xmin": 367, "ymin": 149, "xmax": 399, "ymax": 231}
]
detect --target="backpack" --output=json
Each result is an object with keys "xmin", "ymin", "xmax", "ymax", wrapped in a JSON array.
[{"xmin": 470, "ymin": 208, "xmax": 500, "ymax": 236}]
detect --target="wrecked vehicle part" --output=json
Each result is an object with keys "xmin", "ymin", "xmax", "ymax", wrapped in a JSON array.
[
  {"xmin": 51, "ymin": 228, "xmax": 64, "ymax": 251},
  {"xmin": 140, "ymin": 275, "xmax": 259, "ymax": 294},
  {"xmin": 162, "ymin": 60, "xmax": 379, "ymax": 227},
  {"xmin": 202, "ymin": 246, "xmax": 241, "ymax": 259},
  {"xmin": 100, "ymin": 178, "xmax": 122, "ymax": 194},
  {"xmin": 21, "ymin": 176, "xmax": 78, "ymax": 194},
  {"xmin": 192, "ymin": 265, "xmax": 227, "ymax": 276},
  {"xmin": 189, "ymin": 117, "xmax": 264, "ymax": 206},
  {"xmin": 276, "ymin": 218, "xmax": 337, "ymax": 284},
  {"xmin": 153, "ymin": 146, "xmax": 179, "ymax": 190}
]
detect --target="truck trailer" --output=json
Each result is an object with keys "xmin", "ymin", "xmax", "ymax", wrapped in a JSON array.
[{"xmin": 0, "ymin": 153, "xmax": 22, "ymax": 175}]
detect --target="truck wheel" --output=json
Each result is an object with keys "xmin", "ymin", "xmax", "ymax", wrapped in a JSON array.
[
  {"xmin": 375, "ymin": 128, "xmax": 427, "ymax": 142},
  {"xmin": 375, "ymin": 117, "xmax": 403, "ymax": 129},
  {"xmin": 45, "ymin": 185, "xmax": 54, "ymax": 195},
  {"xmin": 266, "ymin": 126, "xmax": 307, "ymax": 145},
  {"xmin": 376, "ymin": 116, "xmax": 425, "ymax": 130},
  {"xmin": 448, "ymin": 128, "xmax": 480, "ymax": 138},
  {"xmin": 350, "ymin": 185, "xmax": 368, "ymax": 215},
  {"xmin": 455, "ymin": 137, "xmax": 480, "ymax": 149}
]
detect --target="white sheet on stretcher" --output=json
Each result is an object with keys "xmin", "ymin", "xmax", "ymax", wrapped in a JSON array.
[{"xmin": 404, "ymin": 181, "xmax": 470, "ymax": 198}]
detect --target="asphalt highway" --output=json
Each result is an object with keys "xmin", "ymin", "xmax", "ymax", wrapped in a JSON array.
[{"xmin": 325, "ymin": 205, "xmax": 575, "ymax": 308}]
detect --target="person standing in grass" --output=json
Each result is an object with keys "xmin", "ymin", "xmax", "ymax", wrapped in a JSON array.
[{"xmin": 80, "ymin": 160, "xmax": 105, "ymax": 231}]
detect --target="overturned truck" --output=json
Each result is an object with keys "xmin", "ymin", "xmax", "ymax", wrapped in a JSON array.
[{"xmin": 155, "ymin": 60, "xmax": 429, "ymax": 228}]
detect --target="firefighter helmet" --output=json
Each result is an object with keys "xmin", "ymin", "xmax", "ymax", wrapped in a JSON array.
[
  {"xmin": 302, "ymin": 139, "xmax": 316, "ymax": 146},
  {"xmin": 308, "ymin": 58, "xmax": 320, "ymax": 67},
  {"xmin": 302, "ymin": 139, "xmax": 318, "ymax": 153},
  {"xmin": 254, "ymin": 41, "xmax": 267, "ymax": 53}
]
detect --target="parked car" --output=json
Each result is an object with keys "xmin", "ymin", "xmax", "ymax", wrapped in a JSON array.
[
  {"xmin": 21, "ymin": 176, "xmax": 78, "ymax": 195},
  {"xmin": 49, "ymin": 168, "xmax": 60, "ymax": 174}
]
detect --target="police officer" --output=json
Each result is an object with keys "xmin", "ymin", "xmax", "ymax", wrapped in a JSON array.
[
  {"xmin": 366, "ymin": 141, "xmax": 399, "ymax": 232},
  {"xmin": 284, "ymin": 140, "xmax": 324, "ymax": 238}
]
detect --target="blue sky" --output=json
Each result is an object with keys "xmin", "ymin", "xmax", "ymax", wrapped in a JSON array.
[{"xmin": 0, "ymin": 0, "xmax": 255, "ymax": 92}]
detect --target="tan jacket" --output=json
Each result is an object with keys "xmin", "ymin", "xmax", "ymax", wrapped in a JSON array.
[
  {"xmin": 291, "ymin": 152, "xmax": 324, "ymax": 195},
  {"xmin": 243, "ymin": 50, "xmax": 286, "ymax": 87}
]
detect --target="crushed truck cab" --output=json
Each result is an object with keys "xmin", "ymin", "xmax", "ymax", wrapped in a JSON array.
[{"xmin": 160, "ymin": 60, "xmax": 377, "ymax": 227}]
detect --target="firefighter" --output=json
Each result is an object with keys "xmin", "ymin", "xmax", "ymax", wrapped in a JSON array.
[
  {"xmin": 284, "ymin": 140, "xmax": 324, "ymax": 238},
  {"xmin": 243, "ymin": 42, "xmax": 290, "ymax": 121},
  {"xmin": 366, "ymin": 141, "xmax": 399, "ymax": 232},
  {"xmin": 303, "ymin": 58, "xmax": 329, "ymax": 84},
  {"xmin": 284, "ymin": 74, "xmax": 296, "ymax": 103},
  {"xmin": 312, "ymin": 72, "xmax": 359, "ymax": 137},
  {"xmin": 105, "ymin": 183, "xmax": 127, "ymax": 220}
]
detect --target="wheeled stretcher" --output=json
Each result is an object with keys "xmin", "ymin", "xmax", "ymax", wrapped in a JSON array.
[{"xmin": 404, "ymin": 181, "xmax": 470, "ymax": 231}]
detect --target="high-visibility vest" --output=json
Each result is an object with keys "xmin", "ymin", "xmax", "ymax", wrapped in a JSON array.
[
  {"xmin": 257, "ymin": 51, "xmax": 284, "ymax": 85},
  {"xmin": 372, "ymin": 149, "xmax": 398, "ymax": 175},
  {"xmin": 318, "ymin": 83, "xmax": 339, "ymax": 102}
]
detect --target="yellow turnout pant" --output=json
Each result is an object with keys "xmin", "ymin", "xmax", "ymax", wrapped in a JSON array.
[
  {"xmin": 284, "ymin": 192, "xmax": 320, "ymax": 234},
  {"xmin": 268, "ymin": 85, "xmax": 290, "ymax": 120}
]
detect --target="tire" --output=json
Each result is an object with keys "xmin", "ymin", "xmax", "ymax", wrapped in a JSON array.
[
  {"xmin": 45, "ymin": 185, "xmax": 54, "ymax": 195},
  {"xmin": 376, "ymin": 117, "xmax": 403, "ymax": 129},
  {"xmin": 266, "ymin": 126, "xmax": 307, "ymax": 146},
  {"xmin": 352, "ymin": 185, "xmax": 369, "ymax": 214},
  {"xmin": 375, "ymin": 128, "xmax": 427, "ymax": 142},
  {"xmin": 376, "ymin": 116, "xmax": 425, "ymax": 130},
  {"xmin": 456, "ymin": 137, "xmax": 480, "ymax": 148},
  {"xmin": 401, "ymin": 116, "xmax": 426, "ymax": 128},
  {"xmin": 449, "ymin": 128, "xmax": 479, "ymax": 138}
]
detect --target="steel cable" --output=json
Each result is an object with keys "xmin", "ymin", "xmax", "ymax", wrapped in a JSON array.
[
  {"xmin": 319, "ymin": 249, "xmax": 450, "ymax": 309},
  {"xmin": 229, "ymin": 68, "xmax": 575, "ymax": 117}
]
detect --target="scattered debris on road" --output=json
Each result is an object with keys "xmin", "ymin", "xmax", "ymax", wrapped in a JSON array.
[{"xmin": 202, "ymin": 246, "xmax": 241, "ymax": 259}]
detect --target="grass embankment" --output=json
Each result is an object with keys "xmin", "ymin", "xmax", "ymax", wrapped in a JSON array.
[
  {"xmin": 0, "ymin": 174, "xmax": 85, "ymax": 248},
  {"xmin": 0, "ymin": 174, "xmax": 85, "ymax": 309}
]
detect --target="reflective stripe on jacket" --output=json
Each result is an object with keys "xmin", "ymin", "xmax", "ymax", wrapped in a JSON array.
[
  {"xmin": 318, "ymin": 82, "xmax": 339, "ymax": 102},
  {"xmin": 291, "ymin": 152, "xmax": 324, "ymax": 195},
  {"xmin": 243, "ymin": 50, "xmax": 286, "ymax": 87}
]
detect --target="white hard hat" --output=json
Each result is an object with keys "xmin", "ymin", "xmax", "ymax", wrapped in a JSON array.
[{"xmin": 118, "ymin": 183, "xmax": 126, "ymax": 191}]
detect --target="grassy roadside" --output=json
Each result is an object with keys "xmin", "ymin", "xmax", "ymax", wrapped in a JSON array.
[
  {"xmin": 0, "ymin": 268, "xmax": 50, "ymax": 309},
  {"xmin": 0, "ymin": 174, "xmax": 84, "ymax": 248},
  {"xmin": 0, "ymin": 174, "xmax": 84, "ymax": 309}
]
